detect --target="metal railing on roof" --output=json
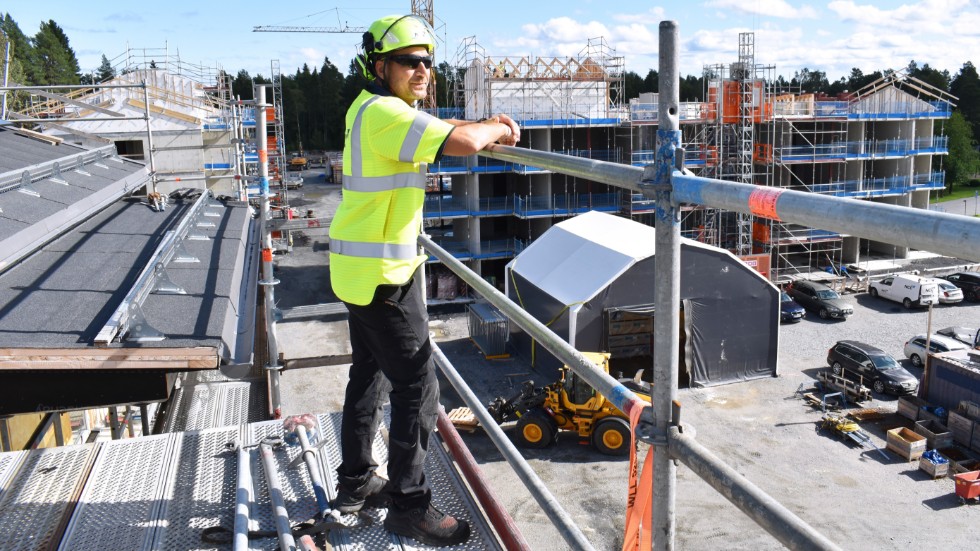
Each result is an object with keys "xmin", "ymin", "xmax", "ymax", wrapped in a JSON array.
[
  {"xmin": 423, "ymin": 21, "xmax": 980, "ymax": 551},
  {"xmin": 0, "ymin": 145, "xmax": 119, "ymax": 194},
  {"xmin": 94, "ymin": 190, "xmax": 221, "ymax": 344}
]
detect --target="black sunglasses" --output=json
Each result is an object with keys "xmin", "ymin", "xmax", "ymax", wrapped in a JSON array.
[{"xmin": 387, "ymin": 55, "xmax": 433, "ymax": 69}]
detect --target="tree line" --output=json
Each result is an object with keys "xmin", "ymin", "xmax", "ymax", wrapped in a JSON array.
[{"xmin": 3, "ymin": 12, "xmax": 978, "ymax": 186}]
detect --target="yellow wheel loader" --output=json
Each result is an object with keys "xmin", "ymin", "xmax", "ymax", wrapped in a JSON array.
[{"xmin": 486, "ymin": 352, "xmax": 651, "ymax": 456}]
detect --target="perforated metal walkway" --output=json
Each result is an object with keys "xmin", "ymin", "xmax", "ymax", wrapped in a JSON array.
[{"xmin": 0, "ymin": 413, "xmax": 502, "ymax": 551}]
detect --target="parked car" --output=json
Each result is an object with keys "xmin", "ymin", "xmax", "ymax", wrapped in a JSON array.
[
  {"xmin": 780, "ymin": 291, "xmax": 805, "ymax": 323},
  {"xmin": 284, "ymin": 174, "xmax": 304, "ymax": 189},
  {"xmin": 903, "ymin": 334, "xmax": 970, "ymax": 367},
  {"xmin": 827, "ymin": 340, "xmax": 919, "ymax": 395},
  {"xmin": 942, "ymin": 272, "xmax": 980, "ymax": 302},
  {"xmin": 936, "ymin": 326, "xmax": 980, "ymax": 348},
  {"xmin": 867, "ymin": 273, "xmax": 938, "ymax": 308},
  {"xmin": 786, "ymin": 280, "xmax": 854, "ymax": 320},
  {"xmin": 928, "ymin": 278, "xmax": 964, "ymax": 304}
]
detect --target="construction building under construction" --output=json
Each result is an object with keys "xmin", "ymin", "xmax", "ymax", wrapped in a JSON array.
[
  {"xmin": 422, "ymin": 36, "xmax": 631, "ymax": 297},
  {"xmin": 424, "ymin": 32, "xmax": 954, "ymax": 292}
]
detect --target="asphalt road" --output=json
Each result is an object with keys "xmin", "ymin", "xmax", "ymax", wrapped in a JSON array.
[{"xmin": 275, "ymin": 175, "xmax": 980, "ymax": 550}]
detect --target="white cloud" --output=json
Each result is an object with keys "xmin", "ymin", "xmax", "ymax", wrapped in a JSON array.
[
  {"xmin": 522, "ymin": 17, "xmax": 611, "ymax": 44},
  {"xmin": 469, "ymin": 1, "xmax": 979, "ymax": 84},
  {"xmin": 828, "ymin": 0, "xmax": 971, "ymax": 34},
  {"xmin": 704, "ymin": 0, "xmax": 818, "ymax": 19}
]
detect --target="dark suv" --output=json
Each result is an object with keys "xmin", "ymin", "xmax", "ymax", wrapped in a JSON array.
[
  {"xmin": 826, "ymin": 340, "xmax": 919, "ymax": 395},
  {"xmin": 942, "ymin": 272, "xmax": 980, "ymax": 302},
  {"xmin": 787, "ymin": 280, "xmax": 854, "ymax": 320}
]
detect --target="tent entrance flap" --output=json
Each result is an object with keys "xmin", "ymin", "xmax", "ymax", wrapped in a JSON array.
[{"xmin": 602, "ymin": 304, "xmax": 689, "ymax": 387}]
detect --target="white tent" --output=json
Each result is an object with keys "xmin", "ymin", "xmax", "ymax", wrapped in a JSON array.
[{"xmin": 506, "ymin": 211, "xmax": 779, "ymax": 387}]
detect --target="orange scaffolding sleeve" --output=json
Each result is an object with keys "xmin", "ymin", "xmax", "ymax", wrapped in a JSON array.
[{"xmin": 622, "ymin": 404, "xmax": 654, "ymax": 551}]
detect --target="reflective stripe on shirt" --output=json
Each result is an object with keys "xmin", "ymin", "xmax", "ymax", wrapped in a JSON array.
[
  {"xmin": 398, "ymin": 111, "xmax": 437, "ymax": 163},
  {"xmin": 349, "ymin": 96, "xmax": 380, "ymax": 178},
  {"xmin": 329, "ymin": 239, "xmax": 419, "ymax": 260},
  {"xmin": 343, "ymin": 171, "xmax": 426, "ymax": 193}
]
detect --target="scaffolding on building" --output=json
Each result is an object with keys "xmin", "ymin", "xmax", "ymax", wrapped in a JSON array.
[
  {"xmin": 449, "ymin": 36, "xmax": 626, "ymax": 125},
  {"xmin": 10, "ymin": 45, "xmax": 251, "ymax": 199},
  {"xmin": 696, "ymin": 33, "xmax": 775, "ymax": 259}
]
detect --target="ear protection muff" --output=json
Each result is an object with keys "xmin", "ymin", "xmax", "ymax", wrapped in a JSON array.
[{"xmin": 359, "ymin": 15, "xmax": 432, "ymax": 81}]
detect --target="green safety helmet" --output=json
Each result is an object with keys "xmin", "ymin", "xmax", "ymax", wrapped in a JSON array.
[{"xmin": 357, "ymin": 14, "xmax": 436, "ymax": 80}]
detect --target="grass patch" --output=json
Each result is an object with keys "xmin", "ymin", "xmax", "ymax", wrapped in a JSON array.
[{"xmin": 930, "ymin": 185, "xmax": 980, "ymax": 203}]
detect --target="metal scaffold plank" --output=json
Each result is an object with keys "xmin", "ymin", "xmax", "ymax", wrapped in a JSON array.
[
  {"xmin": 58, "ymin": 434, "xmax": 175, "ymax": 551},
  {"xmin": 0, "ymin": 445, "xmax": 98, "ymax": 551},
  {"xmin": 310, "ymin": 411, "xmax": 501, "ymax": 551},
  {"xmin": 162, "ymin": 381, "xmax": 268, "ymax": 433},
  {"xmin": 149, "ymin": 426, "xmax": 242, "ymax": 551},
  {"xmin": 0, "ymin": 451, "xmax": 27, "ymax": 501}
]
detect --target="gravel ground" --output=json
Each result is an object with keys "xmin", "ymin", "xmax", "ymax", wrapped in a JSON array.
[{"xmin": 277, "ymin": 174, "xmax": 980, "ymax": 550}]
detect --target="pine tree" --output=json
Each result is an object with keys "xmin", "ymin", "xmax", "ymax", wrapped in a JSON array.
[
  {"xmin": 96, "ymin": 54, "xmax": 115, "ymax": 82},
  {"xmin": 941, "ymin": 111, "xmax": 979, "ymax": 188},
  {"xmin": 951, "ymin": 62, "xmax": 980, "ymax": 140},
  {"xmin": 232, "ymin": 69, "xmax": 253, "ymax": 100},
  {"xmin": 1, "ymin": 13, "xmax": 34, "ymax": 84},
  {"xmin": 32, "ymin": 20, "xmax": 80, "ymax": 85}
]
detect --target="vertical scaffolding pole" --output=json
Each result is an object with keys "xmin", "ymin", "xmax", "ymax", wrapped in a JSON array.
[
  {"xmin": 255, "ymin": 84, "xmax": 283, "ymax": 418},
  {"xmin": 141, "ymin": 82, "xmax": 157, "ymax": 194},
  {"xmin": 232, "ymin": 99, "xmax": 245, "ymax": 201},
  {"xmin": 1, "ymin": 30, "xmax": 10, "ymax": 120},
  {"xmin": 652, "ymin": 20, "xmax": 681, "ymax": 551}
]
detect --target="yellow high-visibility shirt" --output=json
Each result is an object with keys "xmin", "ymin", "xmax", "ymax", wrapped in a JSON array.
[{"xmin": 329, "ymin": 89, "xmax": 454, "ymax": 305}]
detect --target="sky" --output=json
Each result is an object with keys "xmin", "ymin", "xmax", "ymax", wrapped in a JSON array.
[{"xmin": 4, "ymin": 1, "xmax": 979, "ymax": 83}]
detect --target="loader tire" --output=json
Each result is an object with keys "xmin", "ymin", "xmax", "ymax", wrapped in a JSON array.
[
  {"xmin": 593, "ymin": 417, "xmax": 632, "ymax": 456},
  {"xmin": 515, "ymin": 410, "xmax": 556, "ymax": 449}
]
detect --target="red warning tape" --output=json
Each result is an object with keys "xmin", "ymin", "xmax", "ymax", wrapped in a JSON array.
[{"xmin": 748, "ymin": 188, "xmax": 784, "ymax": 221}]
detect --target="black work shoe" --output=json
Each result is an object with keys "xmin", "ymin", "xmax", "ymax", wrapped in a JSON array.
[
  {"xmin": 333, "ymin": 473, "xmax": 388, "ymax": 514},
  {"xmin": 384, "ymin": 503, "xmax": 471, "ymax": 547}
]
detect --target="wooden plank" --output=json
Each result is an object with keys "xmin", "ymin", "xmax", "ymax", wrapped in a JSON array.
[
  {"xmin": 0, "ymin": 347, "xmax": 218, "ymax": 370},
  {"xmin": 126, "ymin": 98, "xmax": 201, "ymax": 124}
]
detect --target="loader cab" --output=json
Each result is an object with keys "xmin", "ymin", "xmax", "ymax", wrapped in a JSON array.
[
  {"xmin": 563, "ymin": 368, "xmax": 597, "ymax": 406},
  {"xmin": 562, "ymin": 352, "xmax": 611, "ymax": 407}
]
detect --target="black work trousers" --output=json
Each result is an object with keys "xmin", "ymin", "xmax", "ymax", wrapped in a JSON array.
[{"xmin": 338, "ymin": 268, "xmax": 438, "ymax": 511}]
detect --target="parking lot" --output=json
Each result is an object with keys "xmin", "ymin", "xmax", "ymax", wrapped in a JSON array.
[
  {"xmin": 276, "ymin": 178, "xmax": 980, "ymax": 549},
  {"xmin": 423, "ymin": 289, "xmax": 980, "ymax": 550}
]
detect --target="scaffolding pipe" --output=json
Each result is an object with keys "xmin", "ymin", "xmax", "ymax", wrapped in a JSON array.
[
  {"xmin": 652, "ymin": 20, "xmax": 681, "ymax": 551},
  {"xmin": 233, "ymin": 444, "xmax": 253, "ymax": 551},
  {"xmin": 295, "ymin": 425, "xmax": 331, "ymax": 518},
  {"xmin": 233, "ymin": 99, "xmax": 246, "ymax": 200},
  {"xmin": 476, "ymin": 155, "xmax": 980, "ymax": 263},
  {"xmin": 255, "ymin": 84, "xmax": 283, "ymax": 418},
  {"xmin": 1, "ymin": 31, "xmax": 9, "ymax": 120},
  {"xmin": 259, "ymin": 441, "xmax": 297, "ymax": 551},
  {"xmin": 430, "ymin": 343, "xmax": 585, "ymax": 551},
  {"xmin": 142, "ymin": 82, "xmax": 157, "ymax": 194}
]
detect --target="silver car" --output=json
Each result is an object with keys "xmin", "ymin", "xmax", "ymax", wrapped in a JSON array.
[
  {"xmin": 929, "ymin": 278, "xmax": 964, "ymax": 304},
  {"xmin": 903, "ymin": 333, "xmax": 969, "ymax": 367}
]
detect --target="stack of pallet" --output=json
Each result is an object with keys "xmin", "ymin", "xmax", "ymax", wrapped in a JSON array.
[{"xmin": 947, "ymin": 400, "xmax": 980, "ymax": 454}]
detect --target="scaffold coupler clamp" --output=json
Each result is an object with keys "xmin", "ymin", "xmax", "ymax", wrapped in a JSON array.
[{"xmin": 635, "ymin": 401, "xmax": 685, "ymax": 466}]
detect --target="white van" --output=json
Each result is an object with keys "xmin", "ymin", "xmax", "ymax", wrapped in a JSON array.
[{"xmin": 868, "ymin": 273, "xmax": 939, "ymax": 308}]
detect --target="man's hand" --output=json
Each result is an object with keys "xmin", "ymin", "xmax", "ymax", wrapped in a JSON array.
[{"xmin": 483, "ymin": 114, "xmax": 520, "ymax": 146}]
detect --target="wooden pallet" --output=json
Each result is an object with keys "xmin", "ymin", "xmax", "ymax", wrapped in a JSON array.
[
  {"xmin": 448, "ymin": 407, "xmax": 480, "ymax": 433},
  {"xmin": 848, "ymin": 408, "xmax": 890, "ymax": 422}
]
